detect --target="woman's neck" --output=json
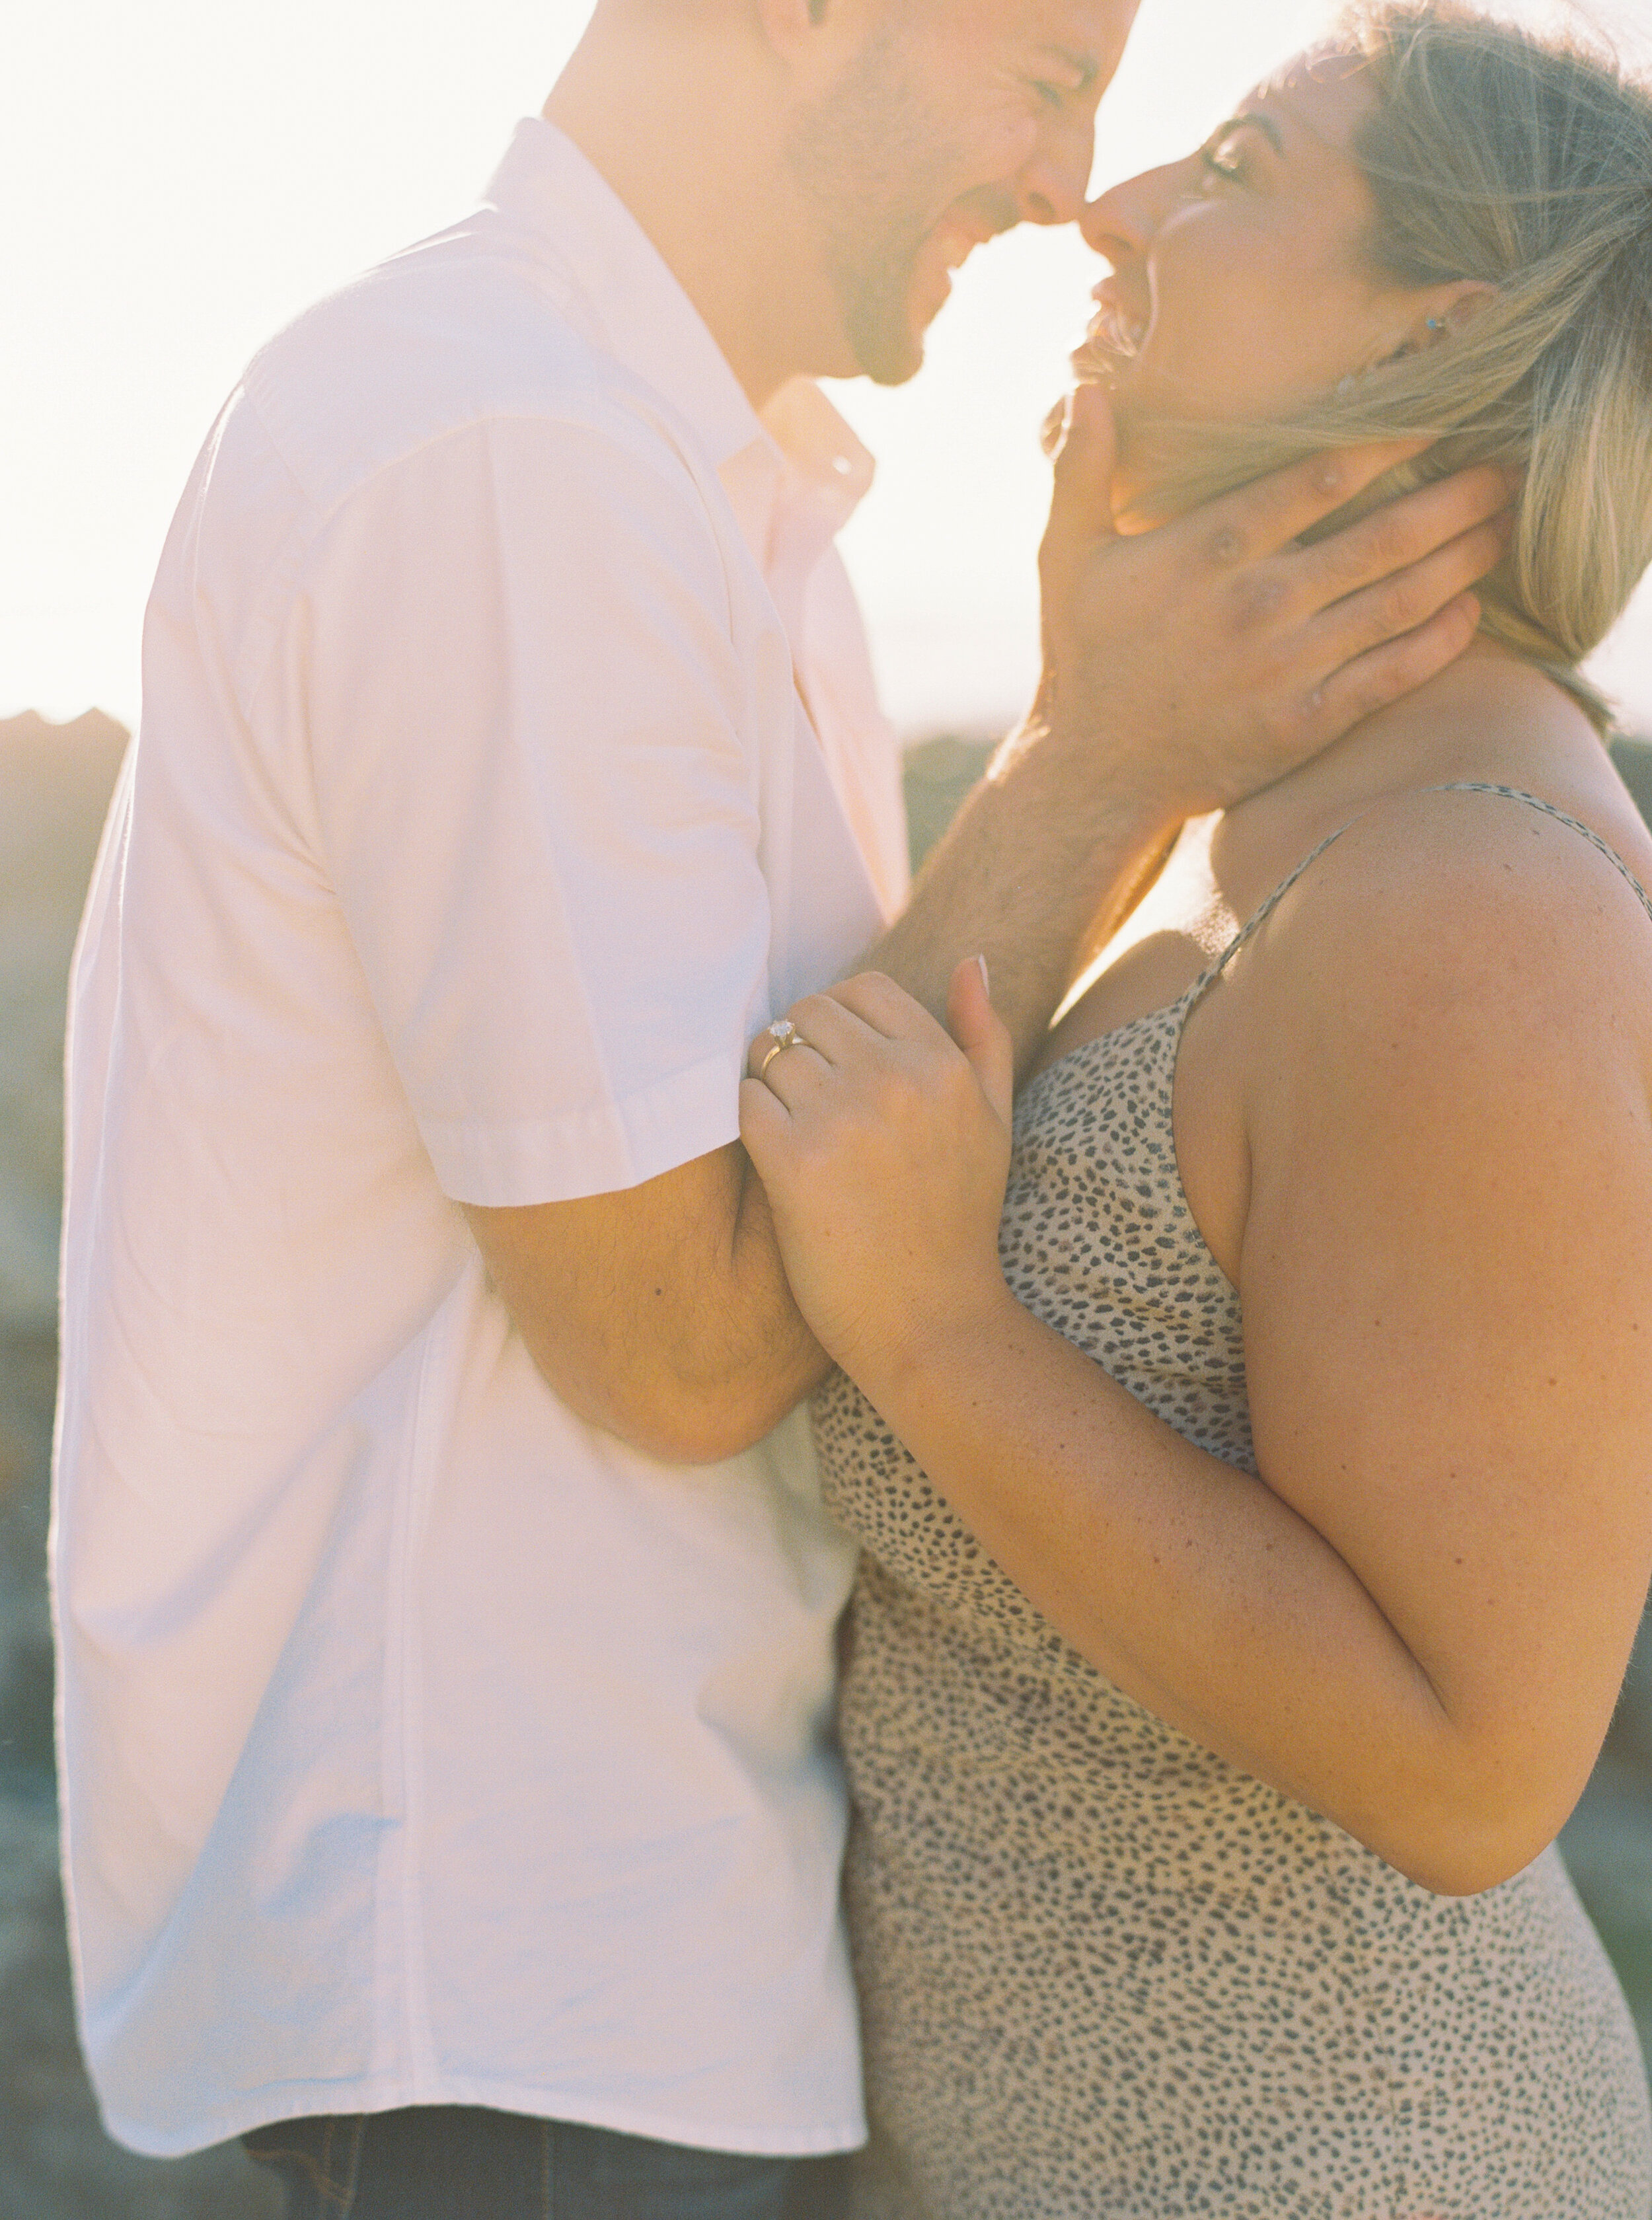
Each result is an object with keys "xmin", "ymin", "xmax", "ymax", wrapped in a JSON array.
[
  {"xmin": 1209, "ymin": 640, "xmax": 1619, "ymax": 921},
  {"xmin": 1045, "ymin": 640, "xmax": 1639, "ymax": 1076}
]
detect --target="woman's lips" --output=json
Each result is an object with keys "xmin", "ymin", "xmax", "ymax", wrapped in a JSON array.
[
  {"xmin": 1079, "ymin": 289, "xmax": 1148, "ymax": 363},
  {"xmin": 1071, "ymin": 311, "xmax": 1146, "ymax": 383}
]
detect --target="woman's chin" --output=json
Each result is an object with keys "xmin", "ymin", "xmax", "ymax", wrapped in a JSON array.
[
  {"xmin": 1078, "ymin": 389, "xmax": 1245, "ymax": 532},
  {"xmin": 1100, "ymin": 408, "xmax": 1160, "ymax": 532},
  {"xmin": 1108, "ymin": 408, "xmax": 1240, "ymax": 531}
]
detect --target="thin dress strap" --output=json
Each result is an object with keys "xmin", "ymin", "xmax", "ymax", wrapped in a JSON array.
[{"xmin": 1202, "ymin": 779, "xmax": 1652, "ymax": 992}]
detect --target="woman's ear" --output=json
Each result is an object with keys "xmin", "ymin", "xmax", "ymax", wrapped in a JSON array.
[
  {"xmin": 1376, "ymin": 279, "xmax": 1498, "ymax": 368},
  {"xmin": 1419, "ymin": 278, "xmax": 1499, "ymax": 348},
  {"xmin": 1439, "ymin": 279, "xmax": 1499, "ymax": 334}
]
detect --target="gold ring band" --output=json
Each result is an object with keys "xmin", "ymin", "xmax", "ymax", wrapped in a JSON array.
[{"xmin": 757, "ymin": 1018, "xmax": 809, "ymax": 1081}]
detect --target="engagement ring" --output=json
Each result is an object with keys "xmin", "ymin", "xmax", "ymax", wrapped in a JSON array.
[{"xmin": 758, "ymin": 1018, "xmax": 809, "ymax": 1080}]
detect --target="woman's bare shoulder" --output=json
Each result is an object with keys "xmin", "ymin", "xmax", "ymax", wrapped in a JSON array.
[
  {"xmin": 1236, "ymin": 773, "xmax": 1652, "ymax": 1071},
  {"xmin": 1243, "ymin": 759, "xmax": 1652, "ymax": 1252},
  {"xmin": 1228, "ymin": 644, "xmax": 1652, "ymax": 1043}
]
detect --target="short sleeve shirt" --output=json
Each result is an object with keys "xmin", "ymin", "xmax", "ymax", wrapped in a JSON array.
[{"xmin": 52, "ymin": 121, "xmax": 904, "ymax": 2159}]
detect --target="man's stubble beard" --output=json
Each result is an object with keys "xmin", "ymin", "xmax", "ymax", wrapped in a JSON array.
[{"xmin": 783, "ymin": 28, "xmax": 972, "ymax": 387}]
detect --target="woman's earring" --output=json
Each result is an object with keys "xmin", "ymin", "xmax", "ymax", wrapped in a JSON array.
[{"xmin": 1339, "ymin": 319, "xmax": 1443, "ymax": 394}]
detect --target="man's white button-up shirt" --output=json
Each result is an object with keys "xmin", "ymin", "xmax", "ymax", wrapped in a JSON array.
[{"xmin": 54, "ymin": 119, "xmax": 907, "ymax": 2159}]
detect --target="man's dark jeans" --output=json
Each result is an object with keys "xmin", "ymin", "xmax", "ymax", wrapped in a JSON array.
[{"xmin": 242, "ymin": 2105, "xmax": 851, "ymax": 2219}]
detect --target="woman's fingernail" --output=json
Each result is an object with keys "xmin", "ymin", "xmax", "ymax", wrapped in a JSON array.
[{"xmin": 977, "ymin": 954, "xmax": 991, "ymax": 998}]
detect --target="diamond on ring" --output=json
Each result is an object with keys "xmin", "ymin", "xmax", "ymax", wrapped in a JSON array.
[{"xmin": 757, "ymin": 1018, "xmax": 808, "ymax": 1082}]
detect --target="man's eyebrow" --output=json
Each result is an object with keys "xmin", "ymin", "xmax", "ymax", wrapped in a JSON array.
[{"xmin": 1211, "ymin": 110, "xmax": 1287, "ymax": 155}]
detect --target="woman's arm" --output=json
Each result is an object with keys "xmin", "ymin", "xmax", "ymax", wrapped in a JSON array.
[{"xmin": 741, "ymin": 794, "xmax": 1652, "ymax": 1894}]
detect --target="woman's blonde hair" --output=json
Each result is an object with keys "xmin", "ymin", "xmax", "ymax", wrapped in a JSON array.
[{"xmin": 1131, "ymin": 2, "xmax": 1652, "ymax": 732}]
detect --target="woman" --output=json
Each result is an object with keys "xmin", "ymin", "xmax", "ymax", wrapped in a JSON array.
[{"xmin": 741, "ymin": 7, "xmax": 1652, "ymax": 2214}]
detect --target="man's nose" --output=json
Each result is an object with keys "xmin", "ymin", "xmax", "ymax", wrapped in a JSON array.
[{"xmin": 1012, "ymin": 115, "xmax": 1096, "ymax": 227}]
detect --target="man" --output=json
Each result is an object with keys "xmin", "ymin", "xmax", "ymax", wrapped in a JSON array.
[{"xmin": 52, "ymin": 1, "xmax": 1511, "ymax": 2213}]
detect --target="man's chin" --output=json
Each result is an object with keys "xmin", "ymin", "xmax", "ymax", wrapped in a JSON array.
[
  {"xmin": 835, "ymin": 268, "xmax": 934, "ymax": 387},
  {"xmin": 847, "ymin": 317, "xmax": 927, "ymax": 388},
  {"xmin": 863, "ymin": 337, "xmax": 927, "ymax": 387}
]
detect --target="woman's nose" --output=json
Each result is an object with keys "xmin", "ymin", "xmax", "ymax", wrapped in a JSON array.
[{"xmin": 1080, "ymin": 164, "xmax": 1174, "ymax": 258}]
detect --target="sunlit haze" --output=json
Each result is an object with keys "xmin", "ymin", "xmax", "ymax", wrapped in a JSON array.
[{"xmin": 7, "ymin": 0, "xmax": 1650, "ymax": 737}]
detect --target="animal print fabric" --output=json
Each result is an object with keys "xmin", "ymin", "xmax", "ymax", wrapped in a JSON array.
[{"xmin": 813, "ymin": 788, "xmax": 1652, "ymax": 2218}]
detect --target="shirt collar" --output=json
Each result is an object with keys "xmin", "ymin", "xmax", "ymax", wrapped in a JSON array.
[{"xmin": 480, "ymin": 119, "xmax": 874, "ymax": 531}]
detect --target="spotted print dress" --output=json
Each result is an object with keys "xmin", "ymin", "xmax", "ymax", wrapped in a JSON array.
[{"xmin": 814, "ymin": 788, "xmax": 1652, "ymax": 2219}]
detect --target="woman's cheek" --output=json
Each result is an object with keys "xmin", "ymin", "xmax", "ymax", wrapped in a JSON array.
[
  {"xmin": 1142, "ymin": 255, "xmax": 1254, "ymax": 419},
  {"xmin": 1139, "ymin": 309, "xmax": 1248, "ymax": 421}
]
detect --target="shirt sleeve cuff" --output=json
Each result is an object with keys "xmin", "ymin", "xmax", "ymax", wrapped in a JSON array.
[{"xmin": 418, "ymin": 1052, "xmax": 744, "ymax": 1206}]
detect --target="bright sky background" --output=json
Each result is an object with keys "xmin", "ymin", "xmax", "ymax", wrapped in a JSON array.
[{"xmin": 5, "ymin": 0, "xmax": 1650, "ymax": 738}]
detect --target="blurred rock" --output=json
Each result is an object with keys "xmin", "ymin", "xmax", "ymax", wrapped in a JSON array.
[
  {"xmin": 0, "ymin": 712, "xmax": 128, "ymax": 1333},
  {"xmin": 0, "ymin": 711, "xmax": 277, "ymax": 2213},
  {"xmin": 0, "ymin": 1779, "xmax": 279, "ymax": 2220},
  {"xmin": 0, "ymin": 1327, "xmax": 59, "ymax": 1779},
  {"xmin": 1611, "ymin": 733, "xmax": 1652, "ymax": 828},
  {"xmin": 901, "ymin": 732, "xmax": 996, "ymax": 876},
  {"xmin": 0, "ymin": 710, "xmax": 129, "ymax": 1800}
]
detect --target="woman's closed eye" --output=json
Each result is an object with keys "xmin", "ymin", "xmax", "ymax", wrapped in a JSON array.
[
  {"xmin": 1199, "ymin": 136, "xmax": 1252, "ymax": 187},
  {"xmin": 1194, "ymin": 112, "xmax": 1286, "ymax": 192}
]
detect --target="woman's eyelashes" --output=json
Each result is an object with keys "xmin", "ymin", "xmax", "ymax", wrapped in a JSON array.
[
  {"xmin": 1195, "ymin": 112, "xmax": 1288, "ymax": 192},
  {"xmin": 1198, "ymin": 137, "xmax": 1250, "ymax": 186}
]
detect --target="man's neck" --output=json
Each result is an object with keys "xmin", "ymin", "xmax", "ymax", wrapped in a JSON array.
[{"xmin": 543, "ymin": 10, "xmax": 821, "ymax": 410}]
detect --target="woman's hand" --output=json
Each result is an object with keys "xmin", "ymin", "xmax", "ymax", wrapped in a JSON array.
[{"xmin": 740, "ymin": 959, "xmax": 1016, "ymax": 1389}]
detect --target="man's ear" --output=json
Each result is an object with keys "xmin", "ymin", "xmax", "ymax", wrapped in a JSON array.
[
  {"xmin": 757, "ymin": 0, "xmax": 853, "ymax": 65},
  {"xmin": 757, "ymin": 0, "xmax": 819, "ymax": 51}
]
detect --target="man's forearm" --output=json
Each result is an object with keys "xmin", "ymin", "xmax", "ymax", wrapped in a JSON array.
[
  {"xmin": 868, "ymin": 718, "xmax": 1178, "ymax": 1074},
  {"xmin": 685, "ymin": 719, "xmax": 1182, "ymax": 1450},
  {"xmin": 467, "ymin": 1138, "xmax": 831, "ymax": 1463},
  {"xmin": 593, "ymin": 727, "xmax": 1178, "ymax": 1461}
]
